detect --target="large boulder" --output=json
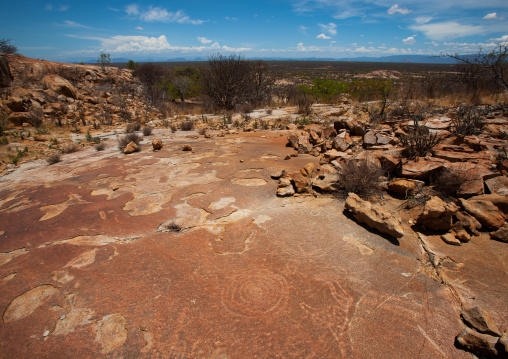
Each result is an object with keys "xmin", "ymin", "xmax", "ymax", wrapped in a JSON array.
[
  {"xmin": 470, "ymin": 194, "xmax": 508, "ymax": 216},
  {"xmin": 345, "ymin": 193, "xmax": 404, "ymax": 238},
  {"xmin": 459, "ymin": 199, "xmax": 505, "ymax": 230},
  {"xmin": 41, "ymin": 74, "xmax": 78, "ymax": 99},
  {"xmin": 417, "ymin": 196, "xmax": 459, "ymax": 231},
  {"xmin": 151, "ymin": 138, "xmax": 163, "ymax": 151}
]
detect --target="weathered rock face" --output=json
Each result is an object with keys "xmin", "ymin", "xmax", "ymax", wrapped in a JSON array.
[
  {"xmin": 402, "ymin": 158, "xmax": 444, "ymax": 181},
  {"xmin": 417, "ymin": 196, "xmax": 459, "ymax": 231},
  {"xmin": 459, "ymin": 198, "xmax": 506, "ymax": 229},
  {"xmin": 41, "ymin": 74, "xmax": 78, "ymax": 99},
  {"xmin": 345, "ymin": 193, "xmax": 404, "ymax": 238},
  {"xmin": 484, "ymin": 176, "xmax": 508, "ymax": 196},
  {"xmin": 461, "ymin": 307, "xmax": 502, "ymax": 337},
  {"xmin": 0, "ymin": 55, "xmax": 13, "ymax": 87},
  {"xmin": 490, "ymin": 223, "xmax": 508, "ymax": 242}
]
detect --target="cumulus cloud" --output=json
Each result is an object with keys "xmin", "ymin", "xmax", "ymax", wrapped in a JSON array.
[
  {"xmin": 483, "ymin": 13, "xmax": 498, "ymax": 20},
  {"xmin": 387, "ymin": 4, "xmax": 412, "ymax": 15},
  {"xmin": 402, "ymin": 36, "xmax": 416, "ymax": 44},
  {"xmin": 197, "ymin": 36, "xmax": 212, "ymax": 44},
  {"xmin": 319, "ymin": 22, "xmax": 337, "ymax": 35},
  {"xmin": 125, "ymin": 4, "xmax": 203, "ymax": 24},
  {"xmin": 411, "ymin": 21, "xmax": 484, "ymax": 41},
  {"xmin": 317, "ymin": 33, "xmax": 331, "ymax": 39}
]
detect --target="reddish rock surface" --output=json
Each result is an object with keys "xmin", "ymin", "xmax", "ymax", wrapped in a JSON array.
[{"xmin": 0, "ymin": 130, "xmax": 507, "ymax": 358}]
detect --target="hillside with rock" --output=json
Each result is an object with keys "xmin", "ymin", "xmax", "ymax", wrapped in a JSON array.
[{"xmin": 0, "ymin": 55, "xmax": 507, "ymax": 358}]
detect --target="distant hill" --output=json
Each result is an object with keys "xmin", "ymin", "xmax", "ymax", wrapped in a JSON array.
[{"xmin": 65, "ymin": 54, "xmax": 458, "ymax": 65}]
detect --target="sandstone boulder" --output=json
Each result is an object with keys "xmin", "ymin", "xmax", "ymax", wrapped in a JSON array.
[
  {"xmin": 312, "ymin": 164, "xmax": 340, "ymax": 192},
  {"xmin": 345, "ymin": 193, "xmax": 404, "ymax": 238},
  {"xmin": 151, "ymin": 138, "xmax": 163, "ymax": 151},
  {"xmin": 454, "ymin": 211, "xmax": 482, "ymax": 236},
  {"xmin": 41, "ymin": 74, "xmax": 78, "ymax": 99},
  {"xmin": 292, "ymin": 172, "xmax": 311, "ymax": 193},
  {"xmin": 387, "ymin": 178, "xmax": 424, "ymax": 197},
  {"xmin": 470, "ymin": 194, "xmax": 508, "ymax": 216},
  {"xmin": 401, "ymin": 158, "xmax": 444, "ymax": 181},
  {"xmin": 277, "ymin": 176, "xmax": 295, "ymax": 197},
  {"xmin": 485, "ymin": 176, "xmax": 508, "ymax": 196},
  {"xmin": 490, "ymin": 223, "xmax": 508, "ymax": 243},
  {"xmin": 123, "ymin": 141, "xmax": 139, "ymax": 154},
  {"xmin": 441, "ymin": 232, "xmax": 461, "ymax": 246},
  {"xmin": 417, "ymin": 196, "xmax": 459, "ymax": 231},
  {"xmin": 459, "ymin": 199, "xmax": 505, "ymax": 230}
]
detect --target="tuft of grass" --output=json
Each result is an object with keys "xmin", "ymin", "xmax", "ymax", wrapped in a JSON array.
[
  {"xmin": 47, "ymin": 154, "xmax": 61, "ymax": 165},
  {"xmin": 126, "ymin": 122, "xmax": 141, "ymax": 133},
  {"xmin": 401, "ymin": 116, "xmax": 440, "ymax": 159},
  {"xmin": 142, "ymin": 126, "xmax": 153, "ymax": 136},
  {"xmin": 170, "ymin": 124, "xmax": 177, "ymax": 133},
  {"xmin": 451, "ymin": 106, "xmax": 484, "ymax": 136},
  {"xmin": 198, "ymin": 127, "xmax": 207, "ymax": 136},
  {"xmin": 339, "ymin": 158, "xmax": 383, "ymax": 198},
  {"xmin": 432, "ymin": 166, "xmax": 480, "ymax": 199},
  {"xmin": 118, "ymin": 133, "xmax": 141, "ymax": 150},
  {"xmin": 60, "ymin": 144, "xmax": 80, "ymax": 154},
  {"xmin": 95, "ymin": 142, "xmax": 107, "ymax": 151},
  {"xmin": 163, "ymin": 222, "xmax": 182, "ymax": 232},
  {"xmin": 180, "ymin": 120, "xmax": 194, "ymax": 131}
]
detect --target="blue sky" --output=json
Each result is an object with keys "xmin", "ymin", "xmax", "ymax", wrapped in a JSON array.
[{"xmin": 1, "ymin": 0, "xmax": 507, "ymax": 61}]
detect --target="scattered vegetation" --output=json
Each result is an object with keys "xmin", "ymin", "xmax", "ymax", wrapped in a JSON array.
[
  {"xmin": 0, "ymin": 38, "xmax": 17, "ymax": 54},
  {"xmin": 432, "ymin": 166, "xmax": 479, "ymax": 199},
  {"xmin": 142, "ymin": 126, "xmax": 153, "ymax": 136},
  {"xmin": 180, "ymin": 120, "xmax": 194, "ymax": 131},
  {"xmin": 400, "ymin": 116, "xmax": 440, "ymax": 159},
  {"xmin": 117, "ymin": 133, "xmax": 142, "ymax": 150},
  {"xmin": 9, "ymin": 147, "xmax": 28, "ymax": 165},
  {"xmin": 339, "ymin": 158, "xmax": 383, "ymax": 198},
  {"xmin": 95, "ymin": 142, "xmax": 107, "ymax": 151},
  {"xmin": 60, "ymin": 144, "xmax": 80, "ymax": 154},
  {"xmin": 451, "ymin": 106, "xmax": 484, "ymax": 135},
  {"xmin": 46, "ymin": 154, "xmax": 61, "ymax": 165}
]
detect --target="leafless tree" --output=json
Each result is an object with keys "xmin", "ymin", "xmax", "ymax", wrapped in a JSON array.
[{"xmin": 172, "ymin": 76, "xmax": 193, "ymax": 103}]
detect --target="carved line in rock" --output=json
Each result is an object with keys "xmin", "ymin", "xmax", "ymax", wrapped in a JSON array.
[{"xmin": 221, "ymin": 269, "xmax": 289, "ymax": 317}]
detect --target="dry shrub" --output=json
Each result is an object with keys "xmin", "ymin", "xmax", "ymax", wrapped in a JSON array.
[
  {"xmin": 451, "ymin": 106, "xmax": 484, "ymax": 136},
  {"xmin": 339, "ymin": 159, "xmax": 383, "ymax": 198},
  {"xmin": 95, "ymin": 142, "xmax": 107, "ymax": 151},
  {"xmin": 198, "ymin": 128, "xmax": 207, "ymax": 136},
  {"xmin": 60, "ymin": 144, "xmax": 80, "ymax": 154},
  {"xmin": 180, "ymin": 120, "xmax": 194, "ymax": 131},
  {"xmin": 295, "ymin": 94, "xmax": 314, "ymax": 115},
  {"xmin": 46, "ymin": 154, "xmax": 61, "ymax": 165},
  {"xmin": 118, "ymin": 133, "xmax": 141, "ymax": 150},
  {"xmin": 142, "ymin": 126, "xmax": 153, "ymax": 136},
  {"xmin": 126, "ymin": 122, "xmax": 141, "ymax": 133},
  {"xmin": 401, "ymin": 116, "xmax": 440, "ymax": 159},
  {"xmin": 432, "ymin": 165, "xmax": 479, "ymax": 198}
]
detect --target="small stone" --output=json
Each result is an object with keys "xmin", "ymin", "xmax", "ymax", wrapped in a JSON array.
[
  {"xmin": 455, "ymin": 229, "xmax": 471, "ymax": 243},
  {"xmin": 270, "ymin": 169, "xmax": 286, "ymax": 179},
  {"xmin": 490, "ymin": 223, "xmax": 508, "ymax": 243},
  {"xmin": 43, "ymin": 330, "xmax": 50, "ymax": 337},
  {"xmin": 239, "ymin": 160, "xmax": 244, "ymax": 163},
  {"xmin": 284, "ymin": 155, "xmax": 291, "ymax": 160},
  {"xmin": 112, "ymin": 186, "xmax": 119, "ymax": 191},
  {"xmin": 441, "ymin": 232, "xmax": 461, "ymax": 246},
  {"xmin": 123, "ymin": 141, "xmax": 139, "ymax": 154},
  {"xmin": 182, "ymin": 144, "xmax": 192, "ymax": 151}
]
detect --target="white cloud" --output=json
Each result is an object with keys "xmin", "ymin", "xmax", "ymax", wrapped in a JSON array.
[
  {"xmin": 197, "ymin": 36, "xmax": 212, "ymax": 44},
  {"xmin": 125, "ymin": 5, "xmax": 203, "ymax": 25},
  {"xmin": 299, "ymin": 25, "xmax": 308, "ymax": 34},
  {"xmin": 45, "ymin": 4, "xmax": 69, "ymax": 11},
  {"xmin": 316, "ymin": 33, "xmax": 331, "ymax": 39},
  {"xmin": 319, "ymin": 22, "xmax": 337, "ymax": 35},
  {"xmin": 135, "ymin": 26, "xmax": 144, "ymax": 30},
  {"xmin": 415, "ymin": 16, "xmax": 432, "ymax": 24},
  {"xmin": 488, "ymin": 34, "xmax": 508, "ymax": 44},
  {"xmin": 225, "ymin": 16, "xmax": 238, "ymax": 21},
  {"xmin": 402, "ymin": 36, "xmax": 416, "ymax": 44},
  {"xmin": 411, "ymin": 21, "xmax": 484, "ymax": 40},
  {"xmin": 60, "ymin": 20, "xmax": 97, "ymax": 30},
  {"xmin": 483, "ymin": 13, "xmax": 498, "ymax": 20},
  {"xmin": 387, "ymin": 4, "xmax": 412, "ymax": 15}
]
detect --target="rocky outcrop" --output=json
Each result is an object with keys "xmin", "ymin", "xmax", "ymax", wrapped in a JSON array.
[
  {"xmin": 41, "ymin": 74, "xmax": 78, "ymax": 99},
  {"xmin": 417, "ymin": 196, "xmax": 459, "ymax": 231},
  {"xmin": 0, "ymin": 55, "xmax": 13, "ymax": 87},
  {"xmin": 459, "ymin": 198, "xmax": 506, "ymax": 230},
  {"xmin": 345, "ymin": 193, "xmax": 404, "ymax": 238}
]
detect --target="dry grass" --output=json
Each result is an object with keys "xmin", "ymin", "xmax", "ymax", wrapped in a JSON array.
[
  {"xmin": 46, "ymin": 154, "xmax": 61, "ymax": 165},
  {"xmin": 339, "ymin": 159, "xmax": 383, "ymax": 198},
  {"xmin": 117, "ymin": 133, "xmax": 141, "ymax": 150},
  {"xmin": 126, "ymin": 122, "xmax": 141, "ymax": 133},
  {"xmin": 142, "ymin": 126, "xmax": 153, "ymax": 136},
  {"xmin": 60, "ymin": 144, "xmax": 80, "ymax": 154}
]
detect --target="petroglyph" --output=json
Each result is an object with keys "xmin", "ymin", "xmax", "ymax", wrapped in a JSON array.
[
  {"xmin": 39, "ymin": 194, "xmax": 89, "ymax": 221},
  {"xmin": 0, "ymin": 248, "xmax": 29, "ymax": 267},
  {"xmin": 231, "ymin": 178, "xmax": 267, "ymax": 186},
  {"xmin": 221, "ymin": 269, "xmax": 289, "ymax": 317},
  {"xmin": 3, "ymin": 285, "xmax": 59, "ymax": 322},
  {"xmin": 343, "ymin": 234, "xmax": 374, "ymax": 255},
  {"xmin": 53, "ymin": 308, "xmax": 94, "ymax": 335},
  {"xmin": 95, "ymin": 314, "xmax": 128, "ymax": 354},
  {"xmin": 42, "ymin": 235, "xmax": 139, "ymax": 248},
  {"xmin": 209, "ymin": 197, "xmax": 236, "ymax": 210},
  {"xmin": 65, "ymin": 249, "xmax": 97, "ymax": 268},
  {"xmin": 2, "ymin": 273, "xmax": 16, "ymax": 281}
]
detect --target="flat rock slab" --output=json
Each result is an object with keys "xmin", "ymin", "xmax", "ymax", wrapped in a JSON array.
[{"xmin": 0, "ymin": 130, "xmax": 506, "ymax": 358}]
